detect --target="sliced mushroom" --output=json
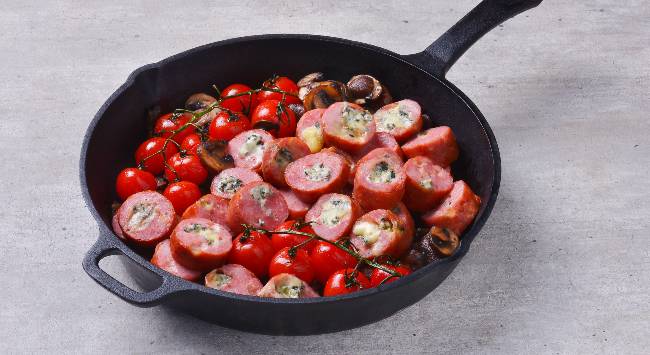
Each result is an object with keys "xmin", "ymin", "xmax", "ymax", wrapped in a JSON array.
[
  {"xmin": 297, "ymin": 72, "xmax": 324, "ymax": 87},
  {"xmin": 346, "ymin": 75, "xmax": 382, "ymax": 101},
  {"xmin": 422, "ymin": 226, "xmax": 460, "ymax": 258},
  {"xmin": 185, "ymin": 93, "xmax": 217, "ymax": 111},
  {"xmin": 302, "ymin": 81, "xmax": 347, "ymax": 110},
  {"xmin": 194, "ymin": 107, "xmax": 221, "ymax": 128},
  {"xmin": 196, "ymin": 139, "xmax": 234, "ymax": 175},
  {"xmin": 366, "ymin": 84, "xmax": 393, "ymax": 112}
]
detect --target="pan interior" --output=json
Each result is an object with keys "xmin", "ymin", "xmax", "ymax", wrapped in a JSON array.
[{"xmin": 83, "ymin": 36, "xmax": 496, "ymax": 246}]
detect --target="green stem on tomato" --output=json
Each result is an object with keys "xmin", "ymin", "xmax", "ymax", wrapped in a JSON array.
[{"xmin": 245, "ymin": 225, "xmax": 403, "ymax": 279}]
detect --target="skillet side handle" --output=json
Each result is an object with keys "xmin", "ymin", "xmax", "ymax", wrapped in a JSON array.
[
  {"xmin": 82, "ymin": 236, "xmax": 183, "ymax": 307},
  {"xmin": 407, "ymin": 0, "xmax": 543, "ymax": 77}
]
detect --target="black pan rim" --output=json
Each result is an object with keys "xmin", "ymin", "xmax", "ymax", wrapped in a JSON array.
[{"xmin": 79, "ymin": 33, "xmax": 501, "ymax": 305}]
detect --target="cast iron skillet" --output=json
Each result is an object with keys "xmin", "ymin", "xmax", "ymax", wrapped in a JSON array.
[{"xmin": 81, "ymin": 0, "xmax": 542, "ymax": 335}]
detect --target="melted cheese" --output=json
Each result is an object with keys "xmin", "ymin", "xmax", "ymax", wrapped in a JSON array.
[
  {"xmin": 250, "ymin": 185, "xmax": 272, "ymax": 216},
  {"xmin": 275, "ymin": 276, "xmax": 304, "ymax": 298},
  {"xmin": 304, "ymin": 163, "xmax": 331, "ymax": 182},
  {"xmin": 217, "ymin": 176, "xmax": 243, "ymax": 194},
  {"xmin": 341, "ymin": 103, "xmax": 372, "ymax": 138},
  {"xmin": 319, "ymin": 198, "xmax": 350, "ymax": 226},
  {"xmin": 367, "ymin": 161, "xmax": 396, "ymax": 184},
  {"xmin": 300, "ymin": 126, "xmax": 324, "ymax": 153},
  {"xmin": 183, "ymin": 223, "xmax": 223, "ymax": 249},
  {"xmin": 238, "ymin": 133, "xmax": 264, "ymax": 158},
  {"xmin": 208, "ymin": 273, "xmax": 232, "ymax": 288},
  {"xmin": 127, "ymin": 203, "xmax": 156, "ymax": 231},
  {"xmin": 376, "ymin": 104, "xmax": 412, "ymax": 132},
  {"xmin": 353, "ymin": 221, "xmax": 381, "ymax": 245},
  {"xmin": 420, "ymin": 178, "xmax": 433, "ymax": 189}
]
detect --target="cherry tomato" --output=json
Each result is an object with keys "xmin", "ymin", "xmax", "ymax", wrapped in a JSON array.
[
  {"xmin": 227, "ymin": 230, "xmax": 275, "ymax": 278},
  {"xmin": 310, "ymin": 241, "xmax": 357, "ymax": 283},
  {"xmin": 115, "ymin": 168, "xmax": 157, "ymax": 201},
  {"xmin": 270, "ymin": 220, "xmax": 317, "ymax": 253},
  {"xmin": 164, "ymin": 153, "xmax": 208, "ymax": 185},
  {"xmin": 369, "ymin": 264, "xmax": 412, "ymax": 288},
  {"xmin": 251, "ymin": 100, "xmax": 297, "ymax": 138},
  {"xmin": 257, "ymin": 76, "xmax": 301, "ymax": 105},
  {"xmin": 163, "ymin": 181, "xmax": 201, "ymax": 214},
  {"xmin": 163, "ymin": 181, "xmax": 201, "ymax": 215},
  {"xmin": 323, "ymin": 268, "xmax": 371, "ymax": 296},
  {"xmin": 268, "ymin": 247, "xmax": 315, "ymax": 284},
  {"xmin": 180, "ymin": 134, "xmax": 201, "ymax": 155},
  {"xmin": 134, "ymin": 137, "xmax": 179, "ymax": 175},
  {"xmin": 153, "ymin": 113, "xmax": 196, "ymax": 142},
  {"xmin": 208, "ymin": 111, "xmax": 252, "ymax": 141},
  {"xmin": 220, "ymin": 83, "xmax": 258, "ymax": 114}
]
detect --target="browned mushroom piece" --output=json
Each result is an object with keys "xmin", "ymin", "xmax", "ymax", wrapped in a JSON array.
[
  {"xmin": 423, "ymin": 226, "xmax": 460, "ymax": 258},
  {"xmin": 297, "ymin": 72, "xmax": 325, "ymax": 87},
  {"xmin": 366, "ymin": 84, "xmax": 393, "ymax": 112},
  {"xmin": 401, "ymin": 226, "xmax": 460, "ymax": 270},
  {"xmin": 194, "ymin": 107, "xmax": 221, "ymax": 127},
  {"xmin": 287, "ymin": 103, "xmax": 306, "ymax": 119},
  {"xmin": 185, "ymin": 93, "xmax": 217, "ymax": 111},
  {"xmin": 302, "ymin": 81, "xmax": 347, "ymax": 110},
  {"xmin": 196, "ymin": 139, "xmax": 234, "ymax": 175},
  {"xmin": 346, "ymin": 74, "xmax": 382, "ymax": 101}
]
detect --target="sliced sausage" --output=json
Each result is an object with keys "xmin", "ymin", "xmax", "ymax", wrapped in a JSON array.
[
  {"xmin": 210, "ymin": 167, "xmax": 262, "ymax": 200},
  {"xmin": 352, "ymin": 148, "xmax": 406, "ymax": 211},
  {"xmin": 402, "ymin": 156, "xmax": 454, "ymax": 212},
  {"xmin": 373, "ymin": 99, "xmax": 422, "ymax": 143},
  {"xmin": 321, "ymin": 102, "xmax": 376, "ymax": 153},
  {"xmin": 151, "ymin": 239, "xmax": 202, "ymax": 281},
  {"xmin": 284, "ymin": 150, "xmax": 350, "ymax": 203},
  {"xmin": 111, "ymin": 213, "xmax": 126, "ymax": 240},
  {"xmin": 257, "ymin": 273, "xmax": 319, "ymax": 298},
  {"xmin": 352, "ymin": 132, "xmax": 403, "ymax": 162},
  {"xmin": 389, "ymin": 202, "xmax": 415, "ymax": 252},
  {"xmin": 226, "ymin": 129, "xmax": 274, "ymax": 172},
  {"xmin": 421, "ymin": 180, "xmax": 481, "ymax": 235},
  {"xmin": 181, "ymin": 194, "xmax": 229, "ymax": 227},
  {"xmin": 205, "ymin": 264, "xmax": 263, "ymax": 296},
  {"xmin": 401, "ymin": 126, "xmax": 459, "ymax": 167},
  {"xmin": 322, "ymin": 146, "xmax": 356, "ymax": 185},
  {"xmin": 227, "ymin": 181, "xmax": 289, "ymax": 233},
  {"xmin": 296, "ymin": 108, "xmax": 325, "ymax": 153},
  {"xmin": 117, "ymin": 191, "xmax": 175, "ymax": 247},
  {"xmin": 278, "ymin": 188, "xmax": 311, "ymax": 220},
  {"xmin": 169, "ymin": 217, "xmax": 233, "ymax": 271},
  {"xmin": 349, "ymin": 209, "xmax": 410, "ymax": 259},
  {"xmin": 305, "ymin": 193, "xmax": 362, "ymax": 242},
  {"xmin": 261, "ymin": 137, "xmax": 311, "ymax": 187}
]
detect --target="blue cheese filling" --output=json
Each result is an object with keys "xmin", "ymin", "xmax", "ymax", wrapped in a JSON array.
[
  {"xmin": 304, "ymin": 163, "xmax": 331, "ymax": 182},
  {"xmin": 367, "ymin": 161, "xmax": 396, "ymax": 184},
  {"xmin": 376, "ymin": 104, "xmax": 412, "ymax": 132},
  {"xmin": 250, "ymin": 184, "xmax": 272, "ymax": 216},
  {"xmin": 341, "ymin": 103, "xmax": 372, "ymax": 139},
  {"xmin": 127, "ymin": 203, "xmax": 157, "ymax": 231},
  {"xmin": 238, "ymin": 133, "xmax": 264, "ymax": 158},
  {"xmin": 319, "ymin": 198, "xmax": 351, "ymax": 226},
  {"xmin": 275, "ymin": 276, "xmax": 305, "ymax": 298}
]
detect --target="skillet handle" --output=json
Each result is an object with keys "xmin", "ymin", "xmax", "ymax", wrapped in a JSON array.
[
  {"xmin": 407, "ymin": 0, "xmax": 543, "ymax": 77},
  {"xmin": 82, "ymin": 235, "xmax": 184, "ymax": 307}
]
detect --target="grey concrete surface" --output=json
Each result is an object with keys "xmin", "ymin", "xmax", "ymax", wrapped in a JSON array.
[{"xmin": 1, "ymin": 0, "xmax": 648, "ymax": 354}]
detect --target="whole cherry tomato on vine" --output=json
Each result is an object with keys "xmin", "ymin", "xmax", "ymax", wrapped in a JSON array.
[
  {"xmin": 323, "ymin": 268, "xmax": 371, "ymax": 296},
  {"xmin": 115, "ymin": 168, "xmax": 157, "ymax": 201},
  {"xmin": 227, "ymin": 230, "xmax": 275, "ymax": 279},
  {"xmin": 180, "ymin": 134, "xmax": 201, "ymax": 155},
  {"xmin": 270, "ymin": 220, "xmax": 317, "ymax": 253},
  {"xmin": 369, "ymin": 264, "xmax": 412, "ymax": 287},
  {"xmin": 164, "ymin": 152, "xmax": 208, "ymax": 184},
  {"xmin": 135, "ymin": 137, "xmax": 179, "ymax": 175},
  {"xmin": 251, "ymin": 100, "xmax": 297, "ymax": 138},
  {"xmin": 153, "ymin": 112, "xmax": 196, "ymax": 142},
  {"xmin": 163, "ymin": 181, "xmax": 201, "ymax": 214},
  {"xmin": 310, "ymin": 241, "xmax": 358, "ymax": 283},
  {"xmin": 208, "ymin": 111, "xmax": 252, "ymax": 141},
  {"xmin": 268, "ymin": 247, "xmax": 315, "ymax": 284},
  {"xmin": 220, "ymin": 83, "xmax": 258, "ymax": 114},
  {"xmin": 257, "ymin": 76, "xmax": 301, "ymax": 105}
]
